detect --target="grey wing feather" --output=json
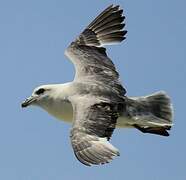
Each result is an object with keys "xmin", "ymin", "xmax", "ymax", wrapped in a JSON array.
[
  {"xmin": 65, "ymin": 4, "xmax": 126, "ymax": 95},
  {"xmin": 70, "ymin": 96, "xmax": 123, "ymax": 166},
  {"xmin": 65, "ymin": 43, "xmax": 126, "ymax": 96}
]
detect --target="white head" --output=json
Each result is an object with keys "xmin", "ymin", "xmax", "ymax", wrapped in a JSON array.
[
  {"xmin": 21, "ymin": 83, "xmax": 73, "ymax": 122},
  {"xmin": 21, "ymin": 85, "xmax": 58, "ymax": 108}
]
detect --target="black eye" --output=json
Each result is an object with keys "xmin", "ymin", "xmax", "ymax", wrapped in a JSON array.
[{"xmin": 35, "ymin": 88, "xmax": 45, "ymax": 95}]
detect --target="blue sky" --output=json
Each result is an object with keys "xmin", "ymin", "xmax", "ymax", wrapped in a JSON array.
[{"xmin": 0, "ymin": 0, "xmax": 185, "ymax": 179}]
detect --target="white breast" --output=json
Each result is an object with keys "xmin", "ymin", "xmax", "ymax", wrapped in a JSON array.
[{"xmin": 42, "ymin": 99, "xmax": 73, "ymax": 123}]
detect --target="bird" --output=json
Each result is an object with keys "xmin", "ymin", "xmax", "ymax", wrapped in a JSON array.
[{"xmin": 21, "ymin": 4, "xmax": 173, "ymax": 166}]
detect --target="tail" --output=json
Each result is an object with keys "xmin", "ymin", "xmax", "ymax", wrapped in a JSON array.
[
  {"xmin": 76, "ymin": 4, "xmax": 127, "ymax": 46},
  {"xmin": 125, "ymin": 91, "xmax": 173, "ymax": 136}
]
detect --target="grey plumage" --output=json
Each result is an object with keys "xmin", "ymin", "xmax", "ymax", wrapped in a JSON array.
[
  {"xmin": 125, "ymin": 91, "xmax": 173, "ymax": 136},
  {"xmin": 22, "ymin": 4, "xmax": 174, "ymax": 166},
  {"xmin": 65, "ymin": 43, "xmax": 126, "ymax": 96},
  {"xmin": 70, "ymin": 96, "xmax": 123, "ymax": 166}
]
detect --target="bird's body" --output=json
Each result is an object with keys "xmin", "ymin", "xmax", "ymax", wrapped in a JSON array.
[
  {"xmin": 34, "ymin": 83, "xmax": 133, "ymax": 128},
  {"xmin": 34, "ymin": 83, "xmax": 172, "ymax": 130},
  {"xmin": 22, "ymin": 5, "xmax": 173, "ymax": 166}
]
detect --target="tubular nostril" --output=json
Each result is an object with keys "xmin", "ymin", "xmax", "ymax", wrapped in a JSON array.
[
  {"xmin": 21, "ymin": 98, "xmax": 30, "ymax": 108},
  {"xmin": 21, "ymin": 96, "xmax": 36, "ymax": 108}
]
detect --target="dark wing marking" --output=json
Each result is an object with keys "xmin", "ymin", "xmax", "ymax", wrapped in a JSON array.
[
  {"xmin": 76, "ymin": 4, "xmax": 127, "ymax": 46},
  {"xmin": 70, "ymin": 96, "xmax": 123, "ymax": 166}
]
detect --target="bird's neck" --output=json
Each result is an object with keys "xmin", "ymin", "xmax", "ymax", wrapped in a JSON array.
[{"xmin": 40, "ymin": 82, "xmax": 74, "ymax": 122}]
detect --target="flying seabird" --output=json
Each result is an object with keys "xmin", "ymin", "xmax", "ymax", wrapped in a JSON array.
[{"xmin": 22, "ymin": 5, "xmax": 173, "ymax": 166}]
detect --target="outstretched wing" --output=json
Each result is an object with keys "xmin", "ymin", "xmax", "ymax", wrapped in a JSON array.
[
  {"xmin": 65, "ymin": 4, "xmax": 127, "ymax": 96},
  {"xmin": 70, "ymin": 95, "xmax": 124, "ymax": 166}
]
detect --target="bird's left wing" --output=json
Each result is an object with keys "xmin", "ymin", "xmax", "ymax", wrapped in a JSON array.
[
  {"xmin": 65, "ymin": 4, "xmax": 127, "ymax": 96},
  {"xmin": 69, "ymin": 95, "xmax": 123, "ymax": 166}
]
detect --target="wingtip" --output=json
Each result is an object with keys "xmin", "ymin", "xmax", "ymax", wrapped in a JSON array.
[{"xmin": 79, "ymin": 4, "xmax": 127, "ymax": 47}]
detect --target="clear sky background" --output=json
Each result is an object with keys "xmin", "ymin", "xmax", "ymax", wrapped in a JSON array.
[{"xmin": 0, "ymin": 0, "xmax": 185, "ymax": 179}]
